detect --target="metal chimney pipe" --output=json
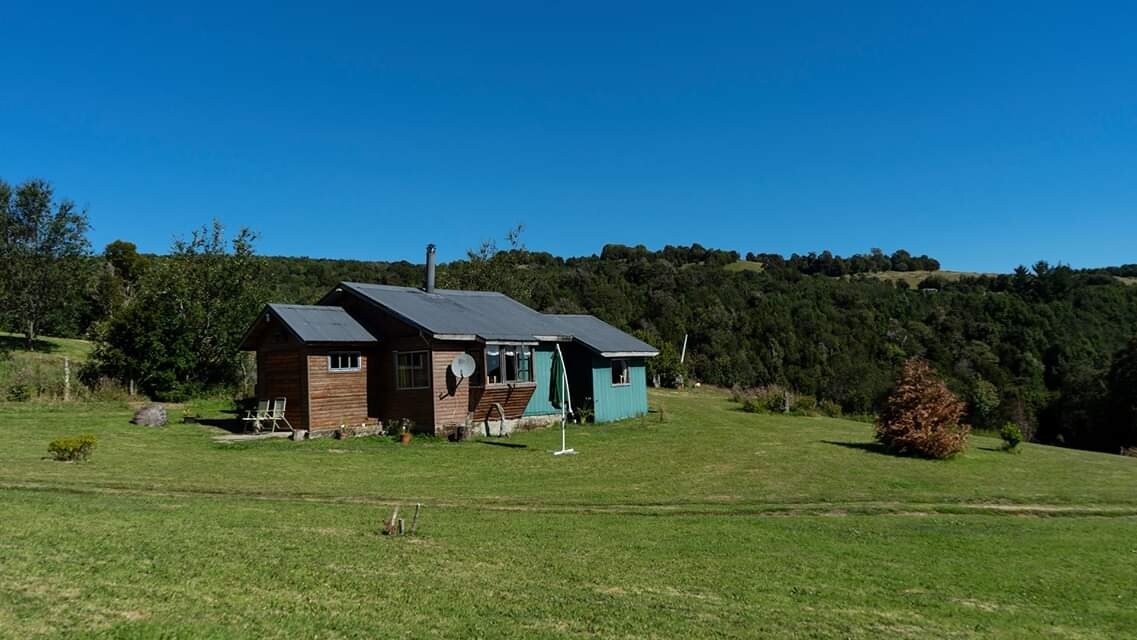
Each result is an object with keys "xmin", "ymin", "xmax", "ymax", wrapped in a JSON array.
[{"xmin": 424, "ymin": 244, "xmax": 437, "ymax": 293}]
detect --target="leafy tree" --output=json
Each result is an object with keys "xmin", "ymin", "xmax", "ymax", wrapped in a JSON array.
[
  {"xmin": 85, "ymin": 221, "xmax": 265, "ymax": 399},
  {"xmin": 875, "ymin": 358, "xmax": 970, "ymax": 458},
  {"xmin": 1106, "ymin": 338, "xmax": 1137, "ymax": 449},
  {"xmin": 0, "ymin": 178, "xmax": 91, "ymax": 348}
]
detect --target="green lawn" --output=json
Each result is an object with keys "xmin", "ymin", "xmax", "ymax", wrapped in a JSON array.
[{"xmin": 2, "ymin": 388, "xmax": 1136, "ymax": 638}]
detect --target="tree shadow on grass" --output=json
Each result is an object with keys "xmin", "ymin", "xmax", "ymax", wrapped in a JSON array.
[
  {"xmin": 0, "ymin": 334, "xmax": 60, "ymax": 353},
  {"xmin": 821, "ymin": 440, "xmax": 892, "ymax": 456},
  {"xmin": 479, "ymin": 441, "xmax": 528, "ymax": 449}
]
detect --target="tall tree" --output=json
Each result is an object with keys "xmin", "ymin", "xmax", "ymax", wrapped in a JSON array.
[
  {"xmin": 86, "ymin": 221, "xmax": 265, "ymax": 399},
  {"xmin": 1107, "ymin": 338, "xmax": 1137, "ymax": 450},
  {"xmin": 0, "ymin": 179, "xmax": 91, "ymax": 349}
]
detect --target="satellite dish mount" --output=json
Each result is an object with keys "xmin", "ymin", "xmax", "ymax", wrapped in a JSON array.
[{"xmin": 449, "ymin": 353, "xmax": 477, "ymax": 384}]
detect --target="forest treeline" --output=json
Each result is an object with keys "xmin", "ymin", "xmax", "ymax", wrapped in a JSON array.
[{"xmin": 3, "ymin": 178, "xmax": 1136, "ymax": 454}]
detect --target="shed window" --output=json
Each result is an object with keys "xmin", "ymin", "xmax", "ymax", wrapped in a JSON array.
[
  {"xmin": 611, "ymin": 359, "xmax": 630, "ymax": 386},
  {"xmin": 328, "ymin": 352, "xmax": 361, "ymax": 372},
  {"xmin": 485, "ymin": 345, "xmax": 533, "ymax": 384},
  {"xmin": 395, "ymin": 351, "xmax": 430, "ymax": 389}
]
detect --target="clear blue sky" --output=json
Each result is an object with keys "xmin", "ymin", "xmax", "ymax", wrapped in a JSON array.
[{"xmin": 2, "ymin": 2, "xmax": 1134, "ymax": 271}]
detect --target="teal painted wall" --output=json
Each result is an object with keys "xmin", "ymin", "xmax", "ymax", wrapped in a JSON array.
[
  {"xmin": 590, "ymin": 356, "xmax": 648, "ymax": 423},
  {"xmin": 523, "ymin": 345, "xmax": 560, "ymax": 416}
]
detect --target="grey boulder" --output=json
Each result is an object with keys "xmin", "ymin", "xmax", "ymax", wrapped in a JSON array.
[{"xmin": 131, "ymin": 403, "xmax": 168, "ymax": 427}]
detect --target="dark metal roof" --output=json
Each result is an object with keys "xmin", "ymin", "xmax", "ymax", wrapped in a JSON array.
[
  {"xmin": 327, "ymin": 282, "xmax": 656, "ymax": 357},
  {"xmin": 266, "ymin": 304, "xmax": 378, "ymax": 344},
  {"xmin": 546, "ymin": 314, "xmax": 660, "ymax": 357},
  {"xmin": 337, "ymin": 283, "xmax": 571, "ymax": 343}
]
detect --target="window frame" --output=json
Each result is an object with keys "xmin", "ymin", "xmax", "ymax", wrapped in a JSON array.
[
  {"xmin": 484, "ymin": 344, "xmax": 535, "ymax": 386},
  {"xmin": 394, "ymin": 350, "xmax": 431, "ymax": 390},
  {"xmin": 328, "ymin": 351, "xmax": 362, "ymax": 373},
  {"xmin": 611, "ymin": 359, "xmax": 630, "ymax": 387}
]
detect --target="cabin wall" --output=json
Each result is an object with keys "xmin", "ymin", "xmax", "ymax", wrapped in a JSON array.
[
  {"xmin": 305, "ymin": 348, "xmax": 369, "ymax": 430},
  {"xmin": 336, "ymin": 295, "xmax": 437, "ymax": 430},
  {"xmin": 523, "ymin": 344, "xmax": 561, "ymax": 417},
  {"xmin": 591, "ymin": 356, "xmax": 648, "ymax": 423},
  {"xmin": 254, "ymin": 332, "xmax": 310, "ymax": 429},
  {"xmin": 431, "ymin": 342, "xmax": 475, "ymax": 433}
]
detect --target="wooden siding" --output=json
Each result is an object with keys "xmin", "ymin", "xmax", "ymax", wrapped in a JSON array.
[
  {"xmin": 590, "ymin": 355, "xmax": 648, "ymax": 423},
  {"xmin": 523, "ymin": 344, "xmax": 561, "ymax": 417},
  {"xmin": 305, "ymin": 349, "xmax": 369, "ymax": 430},
  {"xmin": 469, "ymin": 384, "xmax": 537, "ymax": 422},
  {"xmin": 253, "ymin": 328, "xmax": 310, "ymax": 429},
  {"xmin": 431, "ymin": 343, "xmax": 477, "ymax": 430}
]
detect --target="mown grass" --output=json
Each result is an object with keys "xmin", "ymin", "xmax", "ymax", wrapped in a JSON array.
[{"xmin": 2, "ymin": 388, "xmax": 1136, "ymax": 638}]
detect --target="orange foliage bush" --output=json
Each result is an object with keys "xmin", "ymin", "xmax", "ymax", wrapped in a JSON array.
[{"xmin": 875, "ymin": 358, "xmax": 970, "ymax": 459}]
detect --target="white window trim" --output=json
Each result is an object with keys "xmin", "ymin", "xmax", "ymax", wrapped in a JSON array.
[
  {"xmin": 394, "ymin": 350, "xmax": 431, "ymax": 390},
  {"xmin": 328, "ymin": 351, "xmax": 361, "ymax": 373},
  {"xmin": 611, "ymin": 359, "xmax": 631, "ymax": 387}
]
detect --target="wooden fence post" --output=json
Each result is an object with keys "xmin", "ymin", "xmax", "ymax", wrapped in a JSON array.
[{"xmin": 63, "ymin": 357, "xmax": 71, "ymax": 402}]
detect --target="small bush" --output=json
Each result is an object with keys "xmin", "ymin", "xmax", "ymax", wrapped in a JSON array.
[
  {"xmin": 999, "ymin": 422, "xmax": 1023, "ymax": 452},
  {"xmin": 817, "ymin": 400, "xmax": 843, "ymax": 418},
  {"xmin": 790, "ymin": 394, "xmax": 817, "ymax": 415},
  {"xmin": 6, "ymin": 384, "xmax": 30, "ymax": 402},
  {"xmin": 875, "ymin": 358, "xmax": 970, "ymax": 459},
  {"xmin": 48, "ymin": 434, "xmax": 97, "ymax": 462},
  {"xmin": 740, "ymin": 386, "xmax": 790, "ymax": 414}
]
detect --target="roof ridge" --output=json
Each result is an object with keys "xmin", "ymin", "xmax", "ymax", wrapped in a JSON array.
[
  {"xmin": 342, "ymin": 281, "xmax": 509, "ymax": 297},
  {"xmin": 269, "ymin": 303, "xmax": 346, "ymax": 310}
]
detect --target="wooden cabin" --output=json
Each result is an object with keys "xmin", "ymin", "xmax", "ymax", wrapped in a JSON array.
[{"xmin": 239, "ymin": 248, "xmax": 658, "ymax": 435}]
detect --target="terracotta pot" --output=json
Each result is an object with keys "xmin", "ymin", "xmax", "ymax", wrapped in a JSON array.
[{"xmin": 400, "ymin": 432, "xmax": 413, "ymax": 444}]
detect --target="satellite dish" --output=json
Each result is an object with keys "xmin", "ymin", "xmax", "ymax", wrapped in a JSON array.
[{"xmin": 450, "ymin": 353, "xmax": 477, "ymax": 379}]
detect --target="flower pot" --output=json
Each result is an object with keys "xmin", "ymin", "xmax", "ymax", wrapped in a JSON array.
[{"xmin": 400, "ymin": 432, "xmax": 413, "ymax": 444}]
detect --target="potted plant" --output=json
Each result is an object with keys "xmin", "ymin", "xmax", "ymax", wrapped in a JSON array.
[{"xmin": 396, "ymin": 418, "xmax": 414, "ymax": 444}]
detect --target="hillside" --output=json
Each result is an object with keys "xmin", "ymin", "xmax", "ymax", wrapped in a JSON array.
[
  {"xmin": 0, "ymin": 333, "xmax": 92, "ymax": 401},
  {"xmin": 0, "ymin": 388, "xmax": 1134, "ymax": 637}
]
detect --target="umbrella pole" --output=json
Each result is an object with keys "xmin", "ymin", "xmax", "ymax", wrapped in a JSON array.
[{"xmin": 553, "ymin": 344, "xmax": 576, "ymax": 456}]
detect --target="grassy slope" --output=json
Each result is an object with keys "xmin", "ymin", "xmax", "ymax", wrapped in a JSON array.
[
  {"xmin": 1, "ymin": 389, "xmax": 1136, "ymax": 638},
  {"xmin": 0, "ymin": 332, "xmax": 93, "ymax": 363}
]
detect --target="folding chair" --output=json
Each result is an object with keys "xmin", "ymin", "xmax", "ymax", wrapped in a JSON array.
[
  {"xmin": 268, "ymin": 397, "xmax": 293, "ymax": 432},
  {"xmin": 242, "ymin": 399, "xmax": 271, "ymax": 433}
]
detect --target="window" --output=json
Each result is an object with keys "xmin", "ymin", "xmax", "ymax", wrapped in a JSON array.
[
  {"xmin": 486, "ymin": 348, "xmax": 502, "ymax": 384},
  {"xmin": 611, "ymin": 359, "xmax": 629, "ymax": 386},
  {"xmin": 395, "ymin": 351, "xmax": 430, "ymax": 389},
  {"xmin": 485, "ymin": 345, "xmax": 533, "ymax": 384},
  {"xmin": 328, "ymin": 352, "xmax": 361, "ymax": 372}
]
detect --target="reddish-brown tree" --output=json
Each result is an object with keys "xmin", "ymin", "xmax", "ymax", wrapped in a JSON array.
[{"xmin": 875, "ymin": 358, "xmax": 970, "ymax": 458}]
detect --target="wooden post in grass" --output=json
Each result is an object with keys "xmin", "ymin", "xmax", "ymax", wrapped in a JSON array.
[
  {"xmin": 397, "ymin": 518, "xmax": 405, "ymax": 535},
  {"xmin": 411, "ymin": 503, "xmax": 421, "ymax": 535},
  {"xmin": 63, "ymin": 358, "xmax": 70, "ymax": 402},
  {"xmin": 384, "ymin": 505, "xmax": 400, "ymax": 536}
]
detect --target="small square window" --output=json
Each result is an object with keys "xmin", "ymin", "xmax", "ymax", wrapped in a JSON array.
[
  {"xmin": 611, "ymin": 359, "xmax": 629, "ymax": 386},
  {"xmin": 329, "ymin": 352, "xmax": 361, "ymax": 372}
]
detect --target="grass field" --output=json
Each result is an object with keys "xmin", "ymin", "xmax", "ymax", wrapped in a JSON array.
[{"xmin": 2, "ymin": 388, "xmax": 1136, "ymax": 638}]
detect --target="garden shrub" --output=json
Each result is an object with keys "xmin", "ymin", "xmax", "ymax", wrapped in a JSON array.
[
  {"xmin": 875, "ymin": 358, "xmax": 970, "ymax": 459},
  {"xmin": 999, "ymin": 422, "xmax": 1023, "ymax": 452},
  {"xmin": 48, "ymin": 434, "xmax": 97, "ymax": 462},
  {"xmin": 6, "ymin": 384, "xmax": 30, "ymax": 402},
  {"xmin": 818, "ymin": 400, "xmax": 843, "ymax": 418},
  {"xmin": 790, "ymin": 394, "xmax": 817, "ymax": 414},
  {"xmin": 740, "ymin": 386, "xmax": 790, "ymax": 413}
]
